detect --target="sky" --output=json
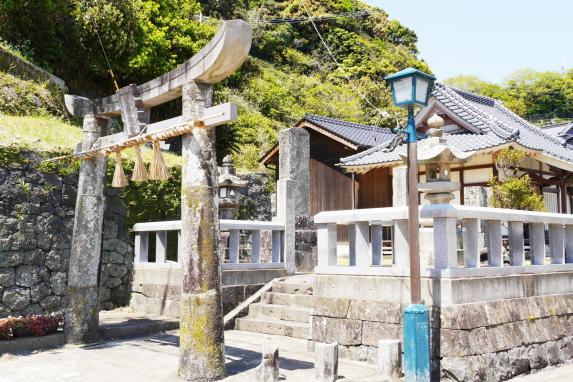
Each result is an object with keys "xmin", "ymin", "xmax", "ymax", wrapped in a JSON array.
[{"xmin": 365, "ymin": 0, "xmax": 573, "ymax": 84}]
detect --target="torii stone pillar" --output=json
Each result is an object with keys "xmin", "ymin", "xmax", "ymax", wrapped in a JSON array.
[
  {"xmin": 178, "ymin": 81, "xmax": 226, "ymax": 381},
  {"xmin": 65, "ymin": 115, "xmax": 107, "ymax": 344}
]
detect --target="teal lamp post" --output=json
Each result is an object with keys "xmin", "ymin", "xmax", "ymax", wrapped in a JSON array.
[{"xmin": 385, "ymin": 68, "xmax": 435, "ymax": 382}]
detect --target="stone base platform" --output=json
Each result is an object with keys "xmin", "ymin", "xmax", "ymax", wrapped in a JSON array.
[
  {"xmin": 130, "ymin": 267, "xmax": 286, "ymax": 317},
  {"xmin": 310, "ymin": 272, "xmax": 573, "ymax": 381}
]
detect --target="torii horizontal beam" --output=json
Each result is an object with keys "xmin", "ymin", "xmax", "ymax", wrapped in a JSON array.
[
  {"xmin": 72, "ymin": 103, "xmax": 237, "ymax": 158},
  {"xmin": 65, "ymin": 20, "xmax": 252, "ymax": 118}
]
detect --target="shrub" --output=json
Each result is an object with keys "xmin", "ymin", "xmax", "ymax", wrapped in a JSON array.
[
  {"xmin": 0, "ymin": 313, "xmax": 63, "ymax": 340},
  {"xmin": 488, "ymin": 147, "xmax": 546, "ymax": 211}
]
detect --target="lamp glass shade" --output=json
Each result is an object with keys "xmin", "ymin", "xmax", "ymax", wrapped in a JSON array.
[
  {"xmin": 219, "ymin": 188, "xmax": 227, "ymax": 198},
  {"xmin": 385, "ymin": 68, "xmax": 436, "ymax": 107},
  {"xmin": 393, "ymin": 76, "xmax": 413, "ymax": 104},
  {"xmin": 415, "ymin": 76, "xmax": 430, "ymax": 104}
]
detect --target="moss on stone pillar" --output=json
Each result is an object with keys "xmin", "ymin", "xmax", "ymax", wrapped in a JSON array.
[{"xmin": 178, "ymin": 81, "xmax": 225, "ymax": 381}]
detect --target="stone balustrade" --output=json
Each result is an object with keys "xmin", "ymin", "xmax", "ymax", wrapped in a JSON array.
[
  {"xmin": 314, "ymin": 204, "xmax": 573, "ymax": 278},
  {"xmin": 133, "ymin": 219, "xmax": 285, "ymax": 270}
]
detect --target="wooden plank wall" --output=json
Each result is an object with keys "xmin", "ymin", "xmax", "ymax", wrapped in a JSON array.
[
  {"xmin": 356, "ymin": 167, "xmax": 392, "ymax": 209},
  {"xmin": 309, "ymin": 159, "xmax": 353, "ymax": 216}
]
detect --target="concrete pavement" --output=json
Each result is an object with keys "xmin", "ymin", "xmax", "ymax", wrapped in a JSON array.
[
  {"xmin": 508, "ymin": 362, "xmax": 573, "ymax": 381},
  {"xmin": 0, "ymin": 330, "xmax": 380, "ymax": 382}
]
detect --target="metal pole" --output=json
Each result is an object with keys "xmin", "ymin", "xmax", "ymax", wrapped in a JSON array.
[
  {"xmin": 403, "ymin": 105, "xmax": 430, "ymax": 382},
  {"xmin": 406, "ymin": 105, "xmax": 421, "ymax": 304}
]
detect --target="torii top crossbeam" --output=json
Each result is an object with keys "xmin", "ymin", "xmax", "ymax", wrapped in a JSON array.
[
  {"xmin": 62, "ymin": 20, "xmax": 252, "ymax": 159},
  {"xmin": 66, "ymin": 20, "xmax": 252, "ymax": 118}
]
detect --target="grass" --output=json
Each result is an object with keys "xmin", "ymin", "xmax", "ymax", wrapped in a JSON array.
[{"xmin": 0, "ymin": 115, "xmax": 184, "ymax": 167}]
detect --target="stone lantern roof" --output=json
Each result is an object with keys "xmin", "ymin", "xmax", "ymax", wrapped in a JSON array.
[
  {"xmin": 400, "ymin": 114, "xmax": 475, "ymax": 165},
  {"xmin": 218, "ymin": 155, "xmax": 247, "ymax": 189}
]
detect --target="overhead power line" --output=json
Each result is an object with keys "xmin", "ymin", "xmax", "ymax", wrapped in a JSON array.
[
  {"xmin": 297, "ymin": 0, "xmax": 390, "ymax": 120},
  {"xmin": 194, "ymin": 10, "xmax": 372, "ymax": 25}
]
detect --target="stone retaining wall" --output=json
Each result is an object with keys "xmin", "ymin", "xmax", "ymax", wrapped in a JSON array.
[
  {"xmin": 310, "ymin": 274, "xmax": 573, "ymax": 380},
  {"xmin": 0, "ymin": 47, "xmax": 66, "ymax": 89},
  {"xmin": 0, "ymin": 150, "xmax": 133, "ymax": 318},
  {"xmin": 130, "ymin": 267, "xmax": 286, "ymax": 316}
]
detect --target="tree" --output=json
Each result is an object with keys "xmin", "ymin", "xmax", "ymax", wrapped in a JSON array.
[{"xmin": 488, "ymin": 147, "xmax": 546, "ymax": 211}]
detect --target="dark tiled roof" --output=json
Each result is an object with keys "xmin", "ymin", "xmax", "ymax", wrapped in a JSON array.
[
  {"xmin": 341, "ymin": 83, "xmax": 573, "ymax": 168},
  {"xmin": 303, "ymin": 114, "xmax": 394, "ymax": 148},
  {"xmin": 544, "ymin": 122, "xmax": 573, "ymax": 139}
]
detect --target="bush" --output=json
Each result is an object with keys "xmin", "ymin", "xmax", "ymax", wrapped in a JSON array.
[
  {"xmin": 488, "ymin": 147, "xmax": 546, "ymax": 211},
  {"xmin": 0, "ymin": 313, "xmax": 63, "ymax": 340}
]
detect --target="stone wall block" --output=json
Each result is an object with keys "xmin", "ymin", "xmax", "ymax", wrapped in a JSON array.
[
  {"xmin": 528, "ymin": 343, "xmax": 549, "ymax": 369},
  {"xmin": 361, "ymin": 321, "xmax": 401, "ymax": 347},
  {"xmin": 40, "ymin": 295, "xmax": 61, "ymax": 310},
  {"xmin": 455, "ymin": 303, "xmax": 488, "ymax": 329},
  {"xmin": 439, "ymin": 329, "xmax": 472, "ymax": 358},
  {"xmin": 507, "ymin": 298, "xmax": 529, "ymax": 322},
  {"xmin": 31, "ymin": 282, "xmax": 51, "ymax": 303},
  {"xmin": 483, "ymin": 300, "xmax": 512, "ymax": 326},
  {"xmin": 310, "ymin": 316, "xmax": 362, "ymax": 346},
  {"xmin": 347, "ymin": 299, "xmax": 402, "ymax": 324},
  {"xmin": 50, "ymin": 272, "xmax": 67, "ymax": 296},
  {"xmin": 558, "ymin": 337, "xmax": 573, "ymax": 360},
  {"xmin": 312, "ymin": 297, "xmax": 350, "ymax": 318},
  {"xmin": 467, "ymin": 326, "xmax": 492, "ymax": 355},
  {"xmin": 15, "ymin": 265, "xmax": 40, "ymax": 287},
  {"xmin": 507, "ymin": 346, "xmax": 531, "ymax": 376},
  {"xmin": 0, "ymin": 269, "xmax": 15, "ymax": 287},
  {"xmin": 539, "ymin": 295, "xmax": 559, "ymax": 317},
  {"xmin": 2, "ymin": 286, "xmax": 30, "ymax": 311}
]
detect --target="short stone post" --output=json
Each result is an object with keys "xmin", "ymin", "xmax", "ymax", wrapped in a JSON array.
[
  {"xmin": 258, "ymin": 344, "xmax": 280, "ymax": 382},
  {"xmin": 178, "ymin": 81, "xmax": 225, "ymax": 381},
  {"xmin": 65, "ymin": 114, "xmax": 107, "ymax": 344},
  {"xmin": 315, "ymin": 342, "xmax": 338, "ymax": 382},
  {"xmin": 378, "ymin": 339, "xmax": 402, "ymax": 380}
]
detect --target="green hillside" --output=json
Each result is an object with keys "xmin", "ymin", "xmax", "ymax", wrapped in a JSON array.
[{"xmin": 0, "ymin": 0, "xmax": 429, "ymax": 170}]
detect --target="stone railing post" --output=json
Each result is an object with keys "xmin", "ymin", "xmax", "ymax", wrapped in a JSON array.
[
  {"xmin": 530, "ymin": 222, "xmax": 546, "ymax": 265},
  {"xmin": 462, "ymin": 218, "xmax": 479, "ymax": 268},
  {"xmin": 393, "ymin": 219, "xmax": 409, "ymax": 268},
  {"xmin": 508, "ymin": 221, "xmax": 524, "ymax": 266},
  {"xmin": 178, "ymin": 81, "xmax": 225, "ymax": 380},
  {"xmin": 486, "ymin": 220, "xmax": 503, "ymax": 266},
  {"xmin": 566, "ymin": 225, "xmax": 573, "ymax": 263},
  {"xmin": 433, "ymin": 217, "xmax": 458, "ymax": 269},
  {"xmin": 65, "ymin": 114, "xmax": 107, "ymax": 344},
  {"xmin": 317, "ymin": 223, "xmax": 337, "ymax": 267},
  {"xmin": 549, "ymin": 223, "xmax": 565, "ymax": 264}
]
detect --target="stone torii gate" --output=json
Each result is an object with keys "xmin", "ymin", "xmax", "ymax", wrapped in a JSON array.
[{"xmin": 63, "ymin": 20, "xmax": 252, "ymax": 381}]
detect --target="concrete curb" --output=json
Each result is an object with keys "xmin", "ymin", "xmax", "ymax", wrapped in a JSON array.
[
  {"xmin": 0, "ymin": 332, "xmax": 65, "ymax": 355},
  {"xmin": 99, "ymin": 319, "xmax": 179, "ymax": 340}
]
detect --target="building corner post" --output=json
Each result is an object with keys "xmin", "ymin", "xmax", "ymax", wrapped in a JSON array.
[{"xmin": 178, "ymin": 81, "xmax": 226, "ymax": 381}]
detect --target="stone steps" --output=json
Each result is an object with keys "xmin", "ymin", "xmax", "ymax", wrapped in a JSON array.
[
  {"xmin": 271, "ymin": 282, "xmax": 313, "ymax": 295},
  {"xmin": 234, "ymin": 274, "xmax": 314, "ymax": 339},
  {"xmin": 234, "ymin": 317, "xmax": 309, "ymax": 339},
  {"xmin": 249, "ymin": 303, "xmax": 311, "ymax": 323},
  {"xmin": 262, "ymin": 292, "xmax": 314, "ymax": 308}
]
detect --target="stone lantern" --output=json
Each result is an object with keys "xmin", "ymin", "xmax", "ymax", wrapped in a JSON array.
[
  {"xmin": 401, "ymin": 114, "xmax": 475, "ymax": 269},
  {"xmin": 407, "ymin": 114, "xmax": 475, "ymax": 204},
  {"xmin": 218, "ymin": 155, "xmax": 247, "ymax": 219}
]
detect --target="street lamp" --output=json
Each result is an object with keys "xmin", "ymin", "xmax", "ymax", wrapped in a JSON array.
[{"xmin": 385, "ymin": 68, "xmax": 435, "ymax": 382}]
